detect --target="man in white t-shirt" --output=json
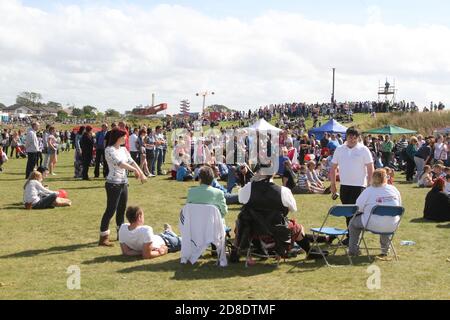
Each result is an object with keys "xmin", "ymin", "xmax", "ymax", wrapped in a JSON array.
[
  {"xmin": 330, "ymin": 127, "xmax": 374, "ymax": 240},
  {"xmin": 349, "ymin": 169, "xmax": 402, "ymax": 258},
  {"xmin": 119, "ymin": 206, "xmax": 181, "ymax": 259}
]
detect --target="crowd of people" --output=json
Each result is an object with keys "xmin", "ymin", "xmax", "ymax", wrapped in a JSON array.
[{"xmin": 1, "ymin": 111, "xmax": 449, "ymax": 264}]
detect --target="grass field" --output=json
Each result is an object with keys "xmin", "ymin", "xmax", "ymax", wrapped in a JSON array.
[{"xmin": 1, "ymin": 147, "xmax": 449, "ymax": 300}]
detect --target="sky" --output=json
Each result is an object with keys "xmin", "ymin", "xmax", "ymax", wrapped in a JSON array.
[{"xmin": 1, "ymin": 0, "xmax": 450, "ymax": 113}]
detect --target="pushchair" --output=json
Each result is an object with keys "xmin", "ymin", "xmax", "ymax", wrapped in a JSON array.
[{"xmin": 16, "ymin": 145, "xmax": 27, "ymax": 158}]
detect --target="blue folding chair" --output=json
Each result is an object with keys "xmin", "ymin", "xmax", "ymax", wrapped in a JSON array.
[
  {"xmin": 358, "ymin": 205, "xmax": 405, "ymax": 261},
  {"xmin": 310, "ymin": 205, "xmax": 359, "ymax": 267}
]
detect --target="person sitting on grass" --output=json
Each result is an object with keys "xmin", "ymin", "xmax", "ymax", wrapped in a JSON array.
[
  {"xmin": 432, "ymin": 164, "xmax": 445, "ymax": 181},
  {"xmin": 418, "ymin": 165, "xmax": 433, "ymax": 188},
  {"xmin": 282, "ymin": 160, "xmax": 297, "ymax": 191},
  {"xmin": 306, "ymin": 161, "xmax": 330, "ymax": 193},
  {"xmin": 176, "ymin": 162, "xmax": 194, "ymax": 181},
  {"xmin": 423, "ymin": 178, "xmax": 450, "ymax": 222},
  {"xmin": 23, "ymin": 171, "xmax": 72, "ymax": 209},
  {"xmin": 293, "ymin": 165, "xmax": 329, "ymax": 195},
  {"xmin": 348, "ymin": 169, "xmax": 402, "ymax": 259},
  {"xmin": 0, "ymin": 145, "xmax": 8, "ymax": 172},
  {"xmin": 119, "ymin": 206, "xmax": 181, "ymax": 259},
  {"xmin": 384, "ymin": 167, "xmax": 395, "ymax": 185},
  {"xmin": 445, "ymin": 174, "xmax": 450, "ymax": 195}
]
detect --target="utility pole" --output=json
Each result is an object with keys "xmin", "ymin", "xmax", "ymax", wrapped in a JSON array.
[
  {"xmin": 331, "ymin": 68, "xmax": 336, "ymax": 105},
  {"xmin": 196, "ymin": 91, "xmax": 215, "ymax": 114},
  {"xmin": 151, "ymin": 93, "xmax": 155, "ymax": 107}
]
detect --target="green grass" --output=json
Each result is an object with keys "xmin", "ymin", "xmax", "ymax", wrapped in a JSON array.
[
  {"xmin": 358, "ymin": 111, "xmax": 450, "ymax": 136},
  {"xmin": 1, "ymin": 150, "xmax": 449, "ymax": 300}
]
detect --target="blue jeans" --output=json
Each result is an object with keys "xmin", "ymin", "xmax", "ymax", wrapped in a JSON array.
[
  {"xmin": 226, "ymin": 166, "xmax": 237, "ymax": 193},
  {"xmin": 153, "ymin": 148, "xmax": 164, "ymax": 174},
  {"xmin": 225, "ymin": 193, "xmax": 239, "ymax": 205},
  {"xmin": 32, "ymin": 193, "xmax": 57, "ymax": 209},
  {"xmin": 159, "ymin": 230, "xmax": 181, "ymax": 253}
]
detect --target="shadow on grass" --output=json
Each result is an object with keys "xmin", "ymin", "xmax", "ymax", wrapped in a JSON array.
[
  {"xmin": 82, "ymin": 254, "xmax": 141, "ymax": 265},
  {"xmin": 397, "ymin": 181, "xmax": 415, "ymax": 185},
  {"xmin": 437, "ymin": 223, "xmax": 450, "ymax": 229},
  {"xmin": 0, "ymin": 242, "xmax": 98, "ymax": 259},
  {"xmin": 410, "ymin": 218, "xmax": 439, "ymax": 224},
  {"xmin": 285, "ymin": 253, "xmax": 372, "ymax": 273},
  {"xmin": 0, "ymin": 202, "xmax": 25, "ymax": 210},
  {"xmin": 2, "ymin": 172, "xmax": 25, "ymax": 176},
  {"xmin": 62, "ymin": 186, "xmax": 104, "ymax": 190},
  {"xmin": 117, "ymin": 257, "xmax": 278, "ymax": 279}
]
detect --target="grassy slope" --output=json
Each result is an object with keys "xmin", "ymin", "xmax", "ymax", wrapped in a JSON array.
[{"xmin": 0, "ymin": 149, "xmax": 449, "ymax": 300}]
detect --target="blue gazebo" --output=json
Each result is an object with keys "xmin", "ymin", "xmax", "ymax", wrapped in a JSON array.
[{"xmin": 308, "ymin": 119, "xmax": 348, "ymax": 140}]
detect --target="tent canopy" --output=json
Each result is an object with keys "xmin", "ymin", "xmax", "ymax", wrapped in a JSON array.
[
  {"xmin": 308, "ymin": 119, "xmax": 348, "ymax": 140},
  {"xmin": 248, "ymin": 118, "xmax": 282, "ymax": 132},
  {"xmin": 434, "ymin": 127, "xmax": 450, "ymax": 135},
  {"xmin": 364, "ymin": 125, "xmax": 417, "ymax": 135}
]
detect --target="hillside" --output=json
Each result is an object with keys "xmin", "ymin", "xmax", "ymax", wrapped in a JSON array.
[
  {"xmin": 356, "ymin": 111, "xmax": 450, "ymax": 135},
  {"xmin": 205, "ymin": 104, "xmax": 235, "ymax": 113}
]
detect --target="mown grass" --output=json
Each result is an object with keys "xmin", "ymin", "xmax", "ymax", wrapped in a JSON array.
[{"xmin": 0, "ymin": 147, "xmax": 449, "ymax": 300}]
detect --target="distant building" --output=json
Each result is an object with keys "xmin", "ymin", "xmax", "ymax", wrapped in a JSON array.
[{"xmin": 2, "ymin": 105, "xmax": 58, "ymax": 116}]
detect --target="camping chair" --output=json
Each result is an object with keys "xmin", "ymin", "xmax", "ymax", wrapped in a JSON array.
[
  {"xmin": 358, "ymin": 205, "xmax": 405, "ymax": 262},
  {"xmin": 309, "ymin": 205, "xmax": 359, "ymax": 267},
  {"xmin": 179, "ymin": 204, "xmax": 228, "ymax": 267}
]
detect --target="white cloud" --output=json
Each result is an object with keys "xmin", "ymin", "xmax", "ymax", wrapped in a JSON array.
[{"xmin": 0, "ymin": 0, "xmax": 449, "ymax": 113}]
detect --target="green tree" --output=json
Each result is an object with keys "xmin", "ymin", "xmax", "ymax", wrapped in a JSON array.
[
  {"xmin": 0, "ymin": 102, "xmax": 6, "ymax": 110},
  {"xmin": 82, "ymin": 105, "xmax": 97, "ymax": 117},
  {"xmin": 96, "ymin": 112, "xmax": 105, "ymax": 120},
  {"xmin": 105, "ymin": 108, "xmax": 121, "ymax": 117},
  {"xmin": 57, "ymin": 110, "xmax": 68, "ymax": 120},
  {"xmin": 16, "ymin": 92, "xmax": 42, "ymax": 107},
  {"xmin": 47, "ymin": 101, "xmax": 63, "ymax": 110},
  {"xmin": 72, "ymin": 108, "xmax": 83, "ymax": 117}
]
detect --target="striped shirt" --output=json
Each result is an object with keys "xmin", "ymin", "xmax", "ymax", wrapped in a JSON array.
[
  {"xmin": 395, "ymin": 139, "xmax": 408, "ymax": 152},
  {"xmin": 105, "ymin": 146, "xmax": 135, "ymax": 184},
  {"xmin": 297, "ymin": 174, "xmax": 309, "ymax": 189}
]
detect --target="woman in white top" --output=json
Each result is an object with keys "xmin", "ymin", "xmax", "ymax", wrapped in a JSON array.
[
  {"xmin": 99, "ymin": 129, "xmax": 147, "ymax": 247},
  {"xmin": 434, "ymin": 135, "xmax": 448, "ymax": 163},
  {"xmin": 47, "ymin": 126, "xmax": 58, "ymax": 175},
  {"xmin": 348, "ymin": 168, "xmax": 402, "ymax": 257},
  {"xmin": 23, "ymin": 171, "xmax": 72, "ymax": 209}
]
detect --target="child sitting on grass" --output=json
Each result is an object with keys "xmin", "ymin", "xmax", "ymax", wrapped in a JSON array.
[
  {"xmin": 384, "ymin": 167, "xmax": 395, "ymax": 185},
  {"xmin": 432, "ymin": 164, "xmax": 446, "ymax": 181},
  {"xmin": 292, "ymin": 165, "xmax": 329, "ymax": 194},
  {"xmin": 418, "ymin": 165, "xmax": 433, "ymax": 188},
  {"xmin": 176, "ymin": 162, "xmax": 194, "ymax": 182}
]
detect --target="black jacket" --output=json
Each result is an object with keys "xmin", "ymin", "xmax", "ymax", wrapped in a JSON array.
[
  {"xmin": 423, "ymin": 189, "xmax": 450, "ymax": 222},
  {"xmin": 234, "ymin": 180, "xmax": 291, "ymax": 256},
  {"xmin": 80, "ymin": 133, "xmax": 94, "ymax": 160}
]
